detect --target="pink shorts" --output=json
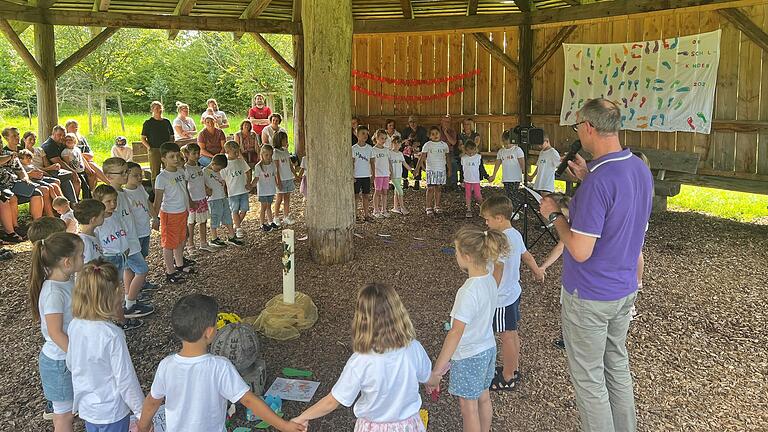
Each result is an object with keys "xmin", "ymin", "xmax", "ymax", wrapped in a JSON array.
[
  {"xmin": 374, "ymin": 176, "xmax": 390, "ymax": 191},
  {"xmin": 353, "ymin": 414, "xmax": 426, "ymax": 432},
  {"xmin": 465, "ymin": 182, "xmax": 482, "ymax": 202}
]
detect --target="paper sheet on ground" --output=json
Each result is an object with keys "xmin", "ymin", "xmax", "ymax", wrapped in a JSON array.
[
  {"xmin": 523, "ymin": 186, "xmax": 543, "ymax": 203},
  {"xmin": 265, "ymin": 377, "xmax": 320, "ymax": 402}
]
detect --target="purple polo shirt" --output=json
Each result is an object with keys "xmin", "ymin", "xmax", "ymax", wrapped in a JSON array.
[{"xmin": 562, "ymin": 148, "xmax": 653, "ymax": 301}]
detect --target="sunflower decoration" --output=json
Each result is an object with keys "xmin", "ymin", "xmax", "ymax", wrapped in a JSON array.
[{"xmin": 216, "ymin": 312, "xmax": 242, "ymax": 329}]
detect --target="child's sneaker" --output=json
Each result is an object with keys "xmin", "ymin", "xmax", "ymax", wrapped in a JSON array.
[
  {"xmin": 137, "ymin": 291, "xmax": 152, "ymax": 303},
  {"xmin": 182, "ymin": 257, "xmax": 196, "ymax": 266},
  {"xmin": 270, "ymin": 222, "xmax": 280, "ymax": 230},
  {"xmin": 124, "ymin": 302, "xmax": 154, "ymax": 319},
  {"xmin": 165, "ymin": 271, "xmax": 186, "ymax": 284},
  {"xmin": 176, "ymin": 264, "xmax": 196, "ymax": 274},
  {"xmin": 235, "ymin": 227, "xmax": 245, "ymax": 238},
  {"xmin": 227, "ymin": 237, "xmax": 244, "ymax": 246},
  {"xmin": 390, "ymin": 208, "xmax": 402, "ymax": 215},
  {"xmin": 142, "ymin": 281, "xmax": 161, "ymax": 292},
  {"xmin": 198, "ymin": 244, "xmax": 215, "ymax": 253},
  {"xmin": 209, "ymin": 238, "xmax": 227, "ymax": 248},
  {"xmin": 282, "ymin": 216, "xmax": 295, "ymax": 225},
  {"xmin": 382, "ymin": 211, "xmax": 391, "ymax": 218},
  {"xmin": 121, "ymin": 318, "xmax": 144, "ymax": 331},
  {"xmin": 185, "ymin": 245, "xmax": 199, "ymax": 256},
  {"xmin": 374, "ymin": 212, "xmax": 383, "ymax": 219},
  {"xmin": 401, "ymin": 208, "xmax": 410, "ymax": 215},
  {"xmin": 262, "ymin": 224, "xmax": 272, "ymax": 232},
  {"xmin": 43, "ymin": 400, "xmax": 53, "ymax": 420},
  {"xmin": 273, "ymin": 217, "xmax": 282, "ymax": 227}
]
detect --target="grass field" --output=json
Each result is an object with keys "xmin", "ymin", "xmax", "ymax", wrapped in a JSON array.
[{"xmin": 2, "ymin": 112, "xmax": 766, "ymax": 223}]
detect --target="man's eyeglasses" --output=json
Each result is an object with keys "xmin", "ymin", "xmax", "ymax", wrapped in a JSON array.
[
  {"xmin": 572, "ymin": 120, "xmax": 589, "ymax": 132},
  {"xmin": 107, "ymin": 170, "xmax": 128, "ymax": 176}
]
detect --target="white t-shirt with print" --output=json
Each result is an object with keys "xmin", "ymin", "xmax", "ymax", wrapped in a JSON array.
[
  {"xmin": 39, "ymin": 279, "xmax": 74, "ymax": 361},
  {"xmin": 533, "ymin": 147, "xmax": 561, "ymax": 192},
  {"xmin": 123, "ymin": 187, "xmax": 152, "ymax": 238},
  {"xmin": 79, "ymin": 232, "xmax": 103, "ymax": 264},
  {"xmin": 116, "ymin": 191, "xmax": 142, "ymax": 255},
  {"xmin": 498, "ymin": 227, "xmax": 527, "ymax": 307},
  {"xmin": 62, "ymin": 147, "xmax": 85, "ymax": 173},
  {"xmin": 150, "ymin": 354, "xmax": 249, "ymax": 432},
  {"xmin": 253, "ymin": 162, "xmax": 277, "ymax": 197},
  {"xmin": 331, "ymin": 340, "xmax": 431, "ymax": 423},
  {"xmin": 389, "ymin": 152, "xmax": 405, "ymax": 180},
  {"xmin": 155, "ymin": 169, "xmax": 189, "ymax": 213},
  {"xmin": 352, "ymin": 144, "xmax": 373, "ymax": 178},
  {"xmin": 422, "ymin": 141, "xmax": 449, "ymax": 172},
  {"xmin": 95, "ymin": 213, "xmax": 131, "ymax": 256},
  {"xmin": 173, "ymin": 116, "xmax": 196, "ymax": 140},
  {"xmin": 461, "ymin": 154, "xmax": 483, "ymax": 184},
  {"xmin": 203, "ymin": 167, "xmax": 227, "ymax": 200},
  {"xmin": 496, "ymin": 146, "xmax": 525, "ymax": 183},
  {"xmin": 450, "ymin": 273, "xmax": 498, "ymax": 361},
  {"xmin": 273, "ymin": 148, "xmax": 293, "ymax": 182},
  {"xmin": 184, "ymin": 164, "xmax": 207, "ymax": 202},
  {"xmin": 372, "ymin": 146, "xmax": 391, "ymax": 177},
  {"xmin": 220, "ymin": 158, "xmax": 251, "ymax": 197}
]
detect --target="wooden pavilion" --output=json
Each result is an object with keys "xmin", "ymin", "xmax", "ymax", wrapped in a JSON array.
[{"xmin": 1, "ymin": 0, "xmax": 767, "ymax": 264}]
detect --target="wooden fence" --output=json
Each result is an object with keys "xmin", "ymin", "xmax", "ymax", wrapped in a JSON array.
[{"xmin": 352, "ymin": 4, "xmax": 768, "ymax": 193}]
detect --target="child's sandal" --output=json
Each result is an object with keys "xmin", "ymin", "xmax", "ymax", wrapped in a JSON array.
[{"xmin": 489, "ymin": 372, "xmax": 517, "ymax": 391}]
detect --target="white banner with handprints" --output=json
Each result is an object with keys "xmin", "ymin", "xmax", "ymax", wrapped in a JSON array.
[{"xmin": 560, "ymin": 30, "xmax": 721, "ymax": 134}]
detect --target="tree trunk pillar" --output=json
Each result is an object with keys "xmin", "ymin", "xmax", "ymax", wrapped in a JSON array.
[
  {"xmin": 34, "ymin": 23, "xmax": 58, "ymax": 138},
  {"xmin": 293, "ymin": 34, "xmax": 305, "ymax": 158},
  {"xmin": 303, "ymin": 0, "xmax": 354, "ymax": 265}
]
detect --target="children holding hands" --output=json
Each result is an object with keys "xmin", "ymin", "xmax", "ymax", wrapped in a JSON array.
[
  {"xmin": 220, "ymin": 140, "xmax": 252, "ymax": 239},
  {"xmin": 204, "ymin": 154, "xmax": 244, "ymax": 246},
  {"xmin": 182, "ymin": 143, "xmax": 213, "ymax": 253},
  {"xmin": 389, "ymin": 136, "xmax": 414, "ymax": 215},
  {"xmin": 251, "ymin": 144, "xmax": 280, "ymax": 232}
]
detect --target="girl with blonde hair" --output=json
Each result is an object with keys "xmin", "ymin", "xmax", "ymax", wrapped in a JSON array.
[
  {"xmin": 67, "ymin": 259, "xmax": 145, "ymax": 431},
  {"xmin": 426, "ymin": 226, "xmax": 511, "ymax": 432},
  {"xmin": 295, "ymin": 283, "xmax": 431, "ymax": 431}
]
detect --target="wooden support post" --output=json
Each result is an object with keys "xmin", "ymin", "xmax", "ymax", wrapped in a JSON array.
[
  {"xmin": 401, "ymin": 0, "xmax": 413, "ymax": 19},
  {"xmin": 518, "ymin": 24, "xmax": 533, "ymax": 128},
  {"xmin": 531, "ymin": 25, "xmax": 577, "ymax": 76},
  {"xmin": 466, "ymin": 0, "xmax": 478, "ymax": 16},
  {"xmin": 252, "ymin": 33, "xmax": 297, "ymax": 78},
  {"xmin": 55, "ymin": 27, "xmax": 119, "ymax": 78},
  {"xmin": 303, "ymin": 0, "xmax": 353, "ymax": 264},
  {"xmin": 0, "ymin": 19, "xmax": 44, "ymax": 80},
  {"xmin": 473, "ymin": 32, "xmax": 518, "ymax": 72},
  {"xmin": 34, "ymin": 23, "xmax": 58, "ymax": 139},
  {"xmin": 718, "ymin": 8, "xmax": 768, "ymax": 54},
  {"xmin": 293, "ymin": 0, "xmax": 304, "ymax": 158}
]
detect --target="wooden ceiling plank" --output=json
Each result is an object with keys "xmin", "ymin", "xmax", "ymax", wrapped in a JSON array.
[
  {"xmin": 473, "ymin": 32, "xmax": 518, "ymax": 72},
  {"xmin": 530, "ymin": 24, "xmax": 576, "ymax": 75},
  {"xmin": 55, "ymin": 27, "xmax": 119, "ymax": 78},
  {"xmin": 241, "ymin": 0, "xmax": 273, "ymax": 19},
  {"xmin": 718, "ymin": 7, "xmax": 768, "ymax": 54},
  {"xmin": 0, "ymin": 18, "xmax": 44, "ymax": 81}
]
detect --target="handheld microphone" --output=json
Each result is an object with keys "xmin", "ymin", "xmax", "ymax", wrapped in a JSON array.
[{"xmin": 555, "ymin": 140, "xmax": 582, "ymax": 177}]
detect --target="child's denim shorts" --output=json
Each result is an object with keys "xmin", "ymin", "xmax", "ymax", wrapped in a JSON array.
[
  {"xmin": 39, "ymin": 351, "xmax": 73, "ymax": 403},
  {"xmin": 448, "ymin": 346, "xmax": 496, "ymax": 400},
  {"xmin": 228, "ymin": 193, "xmax": 250, "ymax": 213},
  {"xmin": 209, "ymin": 198, "xmax": 233, "ymax": 229}
]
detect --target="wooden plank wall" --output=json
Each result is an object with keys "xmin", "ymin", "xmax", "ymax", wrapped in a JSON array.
[{"xmin": 352, "ymin": 6, "xmax": 768, "ymax": 183}]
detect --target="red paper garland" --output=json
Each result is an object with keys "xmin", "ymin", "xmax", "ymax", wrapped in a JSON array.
[
  {"xmin": 352, "ymin": 84, "xmax": 465, "ymax": 101},
  {"xmin": 352, "ymin": 69, "xmax": 480, "ymax": 86}
]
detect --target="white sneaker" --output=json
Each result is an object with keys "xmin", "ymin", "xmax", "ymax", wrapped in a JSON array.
[
  {"xmin": 401, "ymin": 208, "xmax": 410, "ymax": 215},
  {"xmin": 390, "ymin": 208, "xmax": 402, "ymax": 215},
  {"xmin": 273, "ymin": 217, "xmax": 282, "ymax": 227},
  {"xmin": 235, "ymin": 227, "xmax": 244, "ymax": 238},
  {"xmin": 208, "ymin": 240, "xmax": 225, "ymax": 249},
  {"xmin": 199, "ymin": 244, "xmax": 215, "ymax": 253},
  {"xmin": 383, "ymin": 211, "xmax": 391, "ymax": 218},
  {"xmin": 374, "ymin": 212, "xmax": 384, "ymax": 219},
  {"xmin": 283, "ymin": 216, "xmax": 294, "ymax": 225}
]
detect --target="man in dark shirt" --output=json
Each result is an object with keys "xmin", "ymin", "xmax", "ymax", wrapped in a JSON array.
[
  {"xmin": 40, "ymin": 125, "xmax": 79, "ymax": 202},
  {"xmin": 141, "ymin": 101, "xmax": 174, "ymax": 181},
  {"xmin": 401, "ymin": 115, "xmax": 428, "ymax": 189}
]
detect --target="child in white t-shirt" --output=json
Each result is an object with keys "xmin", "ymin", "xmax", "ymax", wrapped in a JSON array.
[
  {"xmin": 490, "ymin": 130, "xmax": 526, "ymax": 204},
  {"xmin": 67, "ymin": 260, "xmax": 145, "ymax": 431},
  {"xmin": 426, "ymin": 226, "xmax": 511, "ymax": 432},
  {"xmin": 461, "ymin": 140, "xmax": 484, "ymax": 218},
  {"xmin": 389, "ymin": 137, "xmax": 413, "ymax": 215},
  {"xmin": 220, "ymin": 141, "xmax": 252, "ymax": 239},
  {"xmin": 111, "ymin": 136, "xmax": 133, "ymax": 162},
  {"xmin": 62, "ymin": 133, "xmax": 87, "ymax": 195},
  {"xmin": 272, "ymin": 131, "xmax": 297, "ymax": 226},
  {"xmin": 52, "ymin": 196, "xmax": 78, "ymax": 233},
  {"xmin": 182, "ymin": 143, "xmax": 213, "ymax": 253},
  {"xmin": 138, "ymin": 294, "xmax": 305, "ymax": 432},
  {"xmin": 352, "ymin": 126, "xmax": 375, "ymax": 222},
  {"xmin": 371, "ymin": 129, "xmax": 392, "ymax": 218},
  {"xmin": 480, "ymin": 196, "xmax": 543, "ymax": 391},
  {"xmin": 296, "ymin": 283, "xmax": 431, "ymax": 431},
  {"xmin": 415, "ymin": 126, "xmax": 450, "ymax": 215},
  {"xmin": 72, "ymin": 199, "xmax": 106, "ymax": 264},
  {"xmin": 29, "ymin": 232, "xmax": 85, "ymax": 429},
  {"xmin": 252, "ymin": 145, "xmax": 279, "ymax": 232},
  {"xmin": 531, "ymin": 135, "xmax": 560, "ymax": 193},
  {"xmin": 204, "ymin": 154, "xmax": 243, "ymax": 247}
]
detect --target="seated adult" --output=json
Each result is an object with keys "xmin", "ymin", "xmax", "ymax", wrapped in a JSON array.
[
  {"xmin": 351, "ymin": 116, "xmax": 372, "ymax": 146},
  {"xmin": 3, "ymin": 127, "xmax": 57, "ymax": 216},
  {"xmin": 1, "ymin": 134, "xmax": 44, "ymax": 223},
  {"xmin": 261, "ymin": 113, "xmax": 287, "ymax": 146},
  {"xmin": 0, "ymin": 195, "xmax": 24, "ymax": 243},
  {"xmin": 64, "ymin": 119, "xmax": 109, "ymax": 191},
  {"xmin": 197, "ymin": 115, "xmax": 226, "ymax": 166},
  {"xmin": 200, "ymin": 98, "xmax": 229, "ymax": 129},
  {"xmin": 247, "ymin": 93, "xmax": 271, "ymax": 136},
  {"xmin": 173, "ymin": 101, "xmax": 197, "ymax": 141},
  {"xmin": 234, "ymin": 120, "xmax": 261, "ymax": 165},
  {"xmin": 384, "ymin": 118, "xmax": 401, "ymax": 147},
  {"xmin": 40, "ymin": 125, "xmax": 80, "ymax": 202},
  {"xmin": 141, "ymin": 101, "xmax": 174, "ymax": 180}
]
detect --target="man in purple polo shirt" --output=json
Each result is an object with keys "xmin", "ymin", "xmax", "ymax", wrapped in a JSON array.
[{"xmin": 540, "ymin": 98, "xmax": 653, "ymax": 432}]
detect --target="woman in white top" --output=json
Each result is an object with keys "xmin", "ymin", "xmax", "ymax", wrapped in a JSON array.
[
  {"xmin": 173, "ymin": 101, "xmax": 197, "ymax": 141},
  {"xmin": 261, "ymin": 113, "xmax": 287, "ymax": 146},
  {"xmin": 67, "ymin": 260, "xmax": 145, "ymax": 431},
  {"xmin": 296, "ymin": 283, "xmax": 431, "ymax": 431},
  {"xmin": 384, "ymin": 118, "xmax": 401, "ymax": 147}
]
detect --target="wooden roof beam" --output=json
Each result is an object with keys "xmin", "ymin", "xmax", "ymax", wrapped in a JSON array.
[
  {"xmin": 718, "ymin": 8, "xmax": 768, "ymax": 54},
  {"xmin": 561, "ymin": 0, "xmax": 582, "ymax": 5},
  {"xmin": 513, "ymin": 1, "xmax": 533, "ymax": 13},
  {"xmin": 252, "ymin": 33, "xmax": 296, "ymax": 78},
  {"xmin": 241, "ymin": 0, "xmax": 273, "ymax": 19},
  {"xmin": 401, "ymin": 0, "xmax": 413, "ymax": 19},
  {"xmin": 93, "ymin": 0, "xmax": 110, "ymax": 12},
  {"xmin": 55, "ymin": 27, "xmax": 119, "ymax": 78},
  {"xmin": 473, "ymin": 32, "xmax": 518, "ymax": 72},
  {"xmin": 531, "ymin": 25, "xmax": 577, "ymax": 75},
  {"xmin": 0, "ymin": 18, "xmax": 44, "ymax": 81},
  {"xmin": 168, "ymin": 0, "xmax": 198, "ymax": 40},
  {"xmin": 467, "ymin": 0, "xmax": 478, "ymax": 16}
]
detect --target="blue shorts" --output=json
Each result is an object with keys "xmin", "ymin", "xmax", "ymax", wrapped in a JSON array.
[
  {"xmin": 448, "ymin": 346, "xmax": 497, "ymax": 400},
  {"xmin": 139, "ymin": 236, "xmax": 150, "ymax": 259},
  {"xmin": 228, "ymin": 193, "xmax": 250, "ymax": 213},
  {"xmin": 85, "ymin": 415, "xmax": 130, "ymax": 432},
  {"xmin": 103, "ymin": 252, "xmax": 148, "ymax": 277},
  {"xmin": 258, "ymin": 195, "xmax": 274, "ymax": 204},
  {"xmin": 102, "ymin": 254, "xmax": 126, "ymax": 280},
  {"xmin": 209, "ymin": 198, "xmax": 233, "ymax": 229},
  {"xmin": 278, "ymin": 178, "xmax": 295, "ymax": 194},
  {"xmin": 39, "ymin": 352, "xmax": 73, "ymax": 403},
  {"xmin": 493, "ymin": 297, "xmax": 521, "ymax": 332}
]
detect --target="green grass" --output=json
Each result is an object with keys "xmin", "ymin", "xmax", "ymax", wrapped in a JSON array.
[{"xmin": 3, "ymin": 112, "xmax": 765, "ymax": 223}]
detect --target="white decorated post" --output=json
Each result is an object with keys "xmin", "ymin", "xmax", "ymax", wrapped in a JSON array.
[{"xmin": 282, "ymin": 229, "xmax": 296, "ymax": 304}]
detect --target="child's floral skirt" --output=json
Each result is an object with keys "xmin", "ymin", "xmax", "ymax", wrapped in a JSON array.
[{"xmin": 354, "ymin": 414, "xmax": 426, "ymax": 432}]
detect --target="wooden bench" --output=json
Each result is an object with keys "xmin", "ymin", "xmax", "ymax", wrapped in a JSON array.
[
  {"xmin": 634, "ymin": 148, "xmax": 700, "ymax": 212},
  {"xmin": 130, "ymin": 141, "xmax": 153, "ymax": 181}
]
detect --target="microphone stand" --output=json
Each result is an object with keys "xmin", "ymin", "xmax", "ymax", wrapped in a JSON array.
[{"xmin": 512, "ymin": 142, "xmax": 558, "ymax": 249}]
